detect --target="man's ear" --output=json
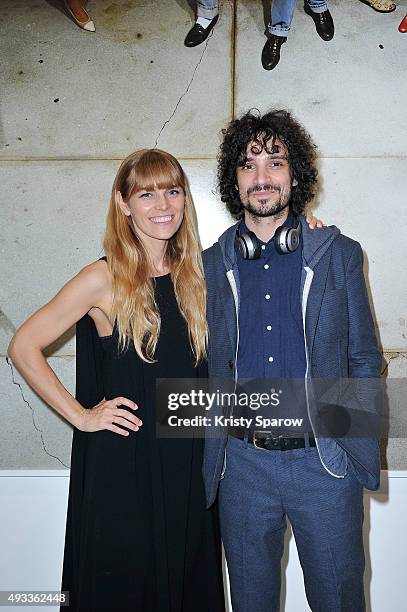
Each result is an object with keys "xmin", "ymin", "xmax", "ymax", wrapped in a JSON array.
[{"xmin": 115, "ymin": 190, "xmax": 131, "ymax": 216}]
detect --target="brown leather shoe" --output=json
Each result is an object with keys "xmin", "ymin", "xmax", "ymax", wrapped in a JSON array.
[
  {"xmin": 304, "ymin": 4, "xmax": 334, "ymax": 41},
  {"xmin": 261, "ymin": 35, "xmax": 287, "ymax": 71},
  {"xmin": 184, "ymin": 15, "xmax": 218, "ymax": 47}
]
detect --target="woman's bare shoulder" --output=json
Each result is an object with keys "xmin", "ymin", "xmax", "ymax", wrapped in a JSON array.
[{"xmin": 77, "ymin": 259, "xmax": 112, "ymax": 294}]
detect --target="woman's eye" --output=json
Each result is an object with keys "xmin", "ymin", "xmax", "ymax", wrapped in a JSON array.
[
  {"xmin": 169, "ymin": 189, "xmax": 180, "ymax": 196},
  {"xmin": 140, "ymin": 192, "xmax": 152, "ymax": 198}
]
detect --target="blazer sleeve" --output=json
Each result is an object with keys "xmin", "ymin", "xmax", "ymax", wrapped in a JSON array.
[
  {"xmin": 346, "ymin": 242, "xmax": 382, "ymax": 378},
  {"xmin": 334, "ymin": 243, "xmax": 383, "ymax": 489}
]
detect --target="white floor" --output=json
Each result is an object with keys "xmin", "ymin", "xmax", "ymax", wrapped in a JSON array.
[{"xmin": 0, "ymin": 470, "xmax": 406, "ymax": 612}]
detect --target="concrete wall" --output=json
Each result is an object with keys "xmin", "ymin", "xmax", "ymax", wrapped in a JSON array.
[{"xmin": 1, "ymin": 0, "xmax": 406, "ymax": 470}]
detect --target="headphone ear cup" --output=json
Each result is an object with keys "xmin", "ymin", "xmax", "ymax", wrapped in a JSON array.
[
  {"xmin": 274, "ymin": 226, "xmax": 288, "ymax": 254},
  {"xmin": 236, "ymin": 230, "xmax": 261, "ymax": 260},
  {"xmin": 287, "ymin": 225, "xmax": 301, "ymax": 252},
  {"xmin": 275, "ymin": 223, "xmax": 301, "ymax": 254},
  {"xmin": 236, "ymin": 234, "xmax": 249, "ymax": 259}
]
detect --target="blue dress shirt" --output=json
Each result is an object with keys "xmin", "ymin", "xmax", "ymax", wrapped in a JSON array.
[{"xmin": 236, "ymin": 213, "xmax": 310, "ymax": 431}]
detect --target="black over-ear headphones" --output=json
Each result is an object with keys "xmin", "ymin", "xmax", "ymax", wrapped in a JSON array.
[{"xmin": 236, "ymin": 220, "xmax": 301, "ymax": 260}]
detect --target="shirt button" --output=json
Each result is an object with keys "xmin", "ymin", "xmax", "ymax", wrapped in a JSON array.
[
  {"xmin": 268, "ymin": 356, "xmax": 274, "ymax": 363},
  {"xmin": 264, "ymin": 264, "xmax": 269, "ymax": 270},
  {"xmin": 265, "ymin": 294, "xmax": 271, "ymax": 300},
  {"xmin": 266, "ymin": 325, "xmax": 272, "ymax": 331},
  {"xmin": 261, "ymin": 245, "xmax": 266, "ymax": 250}
]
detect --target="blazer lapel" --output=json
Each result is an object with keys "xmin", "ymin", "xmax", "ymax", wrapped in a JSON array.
[
  {"xmin": 214, "ymin": 268, "xmax": 238, "ymax": 353},
  {"xmin": 305, "ymin": 249, "xmax": 332, "ymax": 357}
]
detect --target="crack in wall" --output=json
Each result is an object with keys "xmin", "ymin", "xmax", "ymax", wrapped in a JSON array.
[
  {"xmin": 154, "ymin": 29, "xmax": 214, "ymax": 148},
  {"xmin": 381, "ymin": 352, "xmax": 407, "ymax": 376},
  {"xmin": 5, "ymin": 356, "xmax": 70, "ymax": 469}
]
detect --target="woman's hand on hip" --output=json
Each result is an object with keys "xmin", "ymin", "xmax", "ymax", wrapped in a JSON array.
[{"xmin": 78, "ymin": 397, "xmax": 142, "ymax": 436}]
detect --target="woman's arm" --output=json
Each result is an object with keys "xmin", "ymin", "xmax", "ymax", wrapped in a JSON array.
[{"xmin": 7, "ymin": 261, "xmax": 141, "ymax": 436}]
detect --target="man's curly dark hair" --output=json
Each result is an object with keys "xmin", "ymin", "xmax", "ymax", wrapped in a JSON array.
[{"xmin": 217, "ymin": 109, "xmax": 318, "ymax": 219}]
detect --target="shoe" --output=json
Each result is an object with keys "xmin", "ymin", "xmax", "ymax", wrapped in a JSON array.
[
  {"xmin": 304, "ymin": 4, "xmax": 334, "ymax": 41},
  {"xmin": 64, "ymin": 1, "xmax": 95, "ymax": 32},
  {"xmin": 359, "ymin": 0, "xmax": 396, "ymax": 13},
  {"xmin": 399, "ymin": 15, "xmax": 407, "ymax": 33},
  {"xmin": 261, "ymin": 35, "xmax": 287, "ymax": 70},
  {"xmin": 184, "ymin": 15, "xmax": 218, "ymax": 47}
]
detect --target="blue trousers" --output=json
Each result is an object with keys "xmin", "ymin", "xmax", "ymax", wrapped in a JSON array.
[
  {"xmin": 219, "ymin": 436, "xmax": 365, "ymax": 612},
  {"xmin": 269, "ymin": 0, "xmax": 329, "ymax": 36},
  {"xmin": 197, "ymin": 1, "xmax": 329, "ymax": 31},
  {"xmin": 197, "ymin": 0, "xmax": 219, "ymax": 20}
]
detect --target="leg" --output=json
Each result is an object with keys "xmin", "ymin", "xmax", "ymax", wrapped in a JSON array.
[
  {"xmin": 304, "ymin": 0, "xmax": 334, "ymax": 40},
  {"xmin": 268, "ymin": 0, "xmax": 297, "ymax": 37},
  {"xmin": 218, "ymin": 437, "xmax": 286, "ymax": 612},
  {"xmin": 184, "ymin": 0, "xmax": 219, "ymax": 47},
  {"xmin": 306, "ymin": 0, "xmax": 329, "ymax": 14},
  {"xmin": 197, "ymin": 0, "xmax": 219, "ymax": 20},
  {"xmin": 285, "ymin": 448, "xmax": 365, "ymax": 612},
  {"xmin": 262, "ymin": 0, "xmax": 296, "ymax": 70}
]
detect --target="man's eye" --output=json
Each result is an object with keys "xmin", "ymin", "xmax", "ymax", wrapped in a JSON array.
[
  {"xmin": 270, "ymin": 162, "xmax": 282, "ymax": 168},
  {"xmin": 244, "ymin": 164, "xmax": 255, "ymax": 170}
]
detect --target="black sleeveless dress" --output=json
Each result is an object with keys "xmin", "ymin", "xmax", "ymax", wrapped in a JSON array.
[{"xmin": 61, "ymin": 274, "xmax": 225, "ymax": 612}]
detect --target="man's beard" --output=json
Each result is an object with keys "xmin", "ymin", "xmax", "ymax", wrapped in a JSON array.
[{"xmin": 242, "ymin": 183, "xmax": 290, "ymax": 219}]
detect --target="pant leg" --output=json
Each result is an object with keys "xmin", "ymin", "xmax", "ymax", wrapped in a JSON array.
[
  {"xmin": 218, "ymin": 436, "xmax": 286, "ymax": 612},
  {"xmin": 306, "ymin": 0, "xmax": 329, "ymax": 13},
  {"xmin": 283, "ymin": 447, "xmax": 365, "ymax": 612},
  {"xmin": 268, "ymin": 0, "xmax": 297, "ymax": 37},
  {"xmin": 197, "ymin": 0, "xmax": 219, "ymax": 20}
]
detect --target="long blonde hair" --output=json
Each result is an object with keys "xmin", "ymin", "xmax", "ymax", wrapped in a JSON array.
[{"xmin": 103, "ymin": 149, "xmax": 207, "ymax": 364}]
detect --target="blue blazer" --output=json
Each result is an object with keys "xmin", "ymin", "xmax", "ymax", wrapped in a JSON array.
[{"xmin": 203, "ymin": 216, "xmax": 383, "ymax": 508}]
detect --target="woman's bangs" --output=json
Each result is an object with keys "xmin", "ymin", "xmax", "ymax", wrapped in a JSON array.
[{"xmin": 130, "ymin": 152, "xmax": 184, "ymax": 194}]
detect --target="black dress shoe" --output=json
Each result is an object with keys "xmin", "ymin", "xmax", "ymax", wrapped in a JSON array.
[
  {"xmin": 261, "ymin": 34, "xmax": 286, "ymax": 70},
  {"xmin": 184, "ymin": 15, "xmax": 219, "ymax": 47},
  {"xmin": 303, "ymin": 3, "xmax": 334, "ymax": 41}
]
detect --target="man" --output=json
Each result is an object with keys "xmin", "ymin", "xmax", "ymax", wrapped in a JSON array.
[
  {"xmin": 203, "ymin": 109, "xmax": 381, "ymax": 611},
  {"xmin": 184, "ymin": 1, "xmax": 334, "ymax": 72}
]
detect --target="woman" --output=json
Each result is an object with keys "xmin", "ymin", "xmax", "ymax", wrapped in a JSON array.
[{"xmin": 8, "ymin": 149, "xmax": 225, "ymax": 612}]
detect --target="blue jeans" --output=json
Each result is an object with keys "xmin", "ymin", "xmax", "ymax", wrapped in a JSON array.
[
  {"xmin": 269, "ymin": 0, "xmax": 329, "ymax": 37},
  {"xmin": 197, "ymin": 0, "xmax": 219, "ymax": 20},
  {"xmin": 219, "ymin": 436, "xmax": 365, "ymax": 612}
]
